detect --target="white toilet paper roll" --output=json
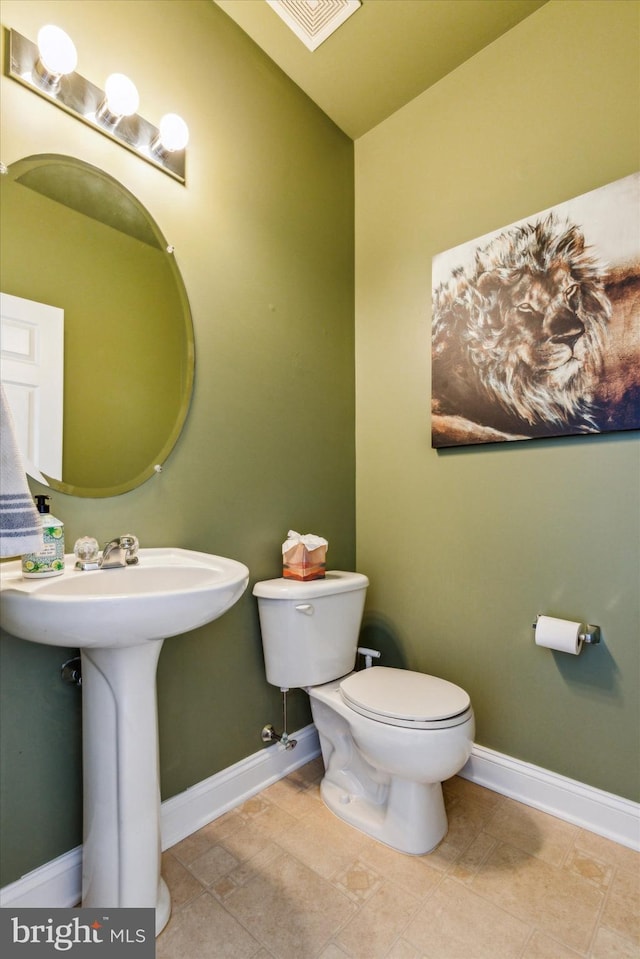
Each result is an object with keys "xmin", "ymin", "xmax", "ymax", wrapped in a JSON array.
[{"xmin": 535, "ymin": 615, "xmax": 584, "ymax": 655}]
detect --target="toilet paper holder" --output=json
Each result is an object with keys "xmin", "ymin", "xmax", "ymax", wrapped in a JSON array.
[{"xmin": 532, "ymin": 615, "xmax": 601, "ymax": 645}]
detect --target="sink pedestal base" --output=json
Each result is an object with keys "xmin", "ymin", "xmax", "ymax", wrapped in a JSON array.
[{"xmin": 81, "ymin": 641, "xmax": 170, "ymax": 936}]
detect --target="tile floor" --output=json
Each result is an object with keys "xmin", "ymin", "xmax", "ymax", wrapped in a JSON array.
[{"xmin": 158, "ymin": 758, "xmax": 639, "ymax": 959}]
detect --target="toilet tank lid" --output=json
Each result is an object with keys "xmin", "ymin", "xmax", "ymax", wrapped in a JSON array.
[{"xmin": 253, "ymin": 570, "xmax": 369, "ymax": 599}]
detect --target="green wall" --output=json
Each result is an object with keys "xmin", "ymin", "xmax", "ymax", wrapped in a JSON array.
[
  {"xmin": 355, "ymin": 0, "xmax": 639, "ymax": 800},
  {"xmin": 0, "ymin": 0, "xmax": 354, "ymax": 886}
]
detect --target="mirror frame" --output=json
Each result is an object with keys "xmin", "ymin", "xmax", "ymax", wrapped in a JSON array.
[{"xmin": 1, "ymin": 154, "xmax": 195, "ymax": 498}]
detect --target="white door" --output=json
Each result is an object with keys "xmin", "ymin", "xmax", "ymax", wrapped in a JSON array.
[{"xmin": 1, "ymin": 292, "xmax": 64, "ymax": 481}]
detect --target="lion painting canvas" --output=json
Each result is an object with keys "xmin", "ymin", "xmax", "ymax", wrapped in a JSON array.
[{"xmin": 431, "ymin": 173, "xmax": 640, "ymax": 447}]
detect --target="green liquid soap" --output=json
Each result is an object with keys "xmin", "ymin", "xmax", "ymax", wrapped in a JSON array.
[{"xmin": 22, "ymin": 494, "xmax": 65, "ymax": 578}]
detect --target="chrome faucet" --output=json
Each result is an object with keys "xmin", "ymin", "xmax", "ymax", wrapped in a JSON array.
[
  {"xmin": 99, "ymin": 534, "xmax": 140, "ymax": 569},
  {"xmin": 74, "ymin": 534, "xmax": 140, "ymax": 570}
]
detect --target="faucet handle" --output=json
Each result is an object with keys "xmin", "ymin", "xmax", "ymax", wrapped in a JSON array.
[
  {"xmin": 74, "ymin": 536, "xmax": 100, "ymax": 563},
  {"xmin": 120, "ymin": 534, "xmax": 139, "ymax": 565},
  {"xmin": 74, "ymin": 536, "xmax": 101, "ymax": 570}
]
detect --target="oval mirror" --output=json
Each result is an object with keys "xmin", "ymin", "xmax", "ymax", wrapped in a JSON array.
[{"xmin": 0, "ymin": 154, "xmax": 194, "ymax": 497}]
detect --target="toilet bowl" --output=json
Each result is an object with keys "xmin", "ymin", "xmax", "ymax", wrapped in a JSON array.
[
  {"xmin": 309, "ymin": 667, "xmax": 474, "ymax": 853},
  {"xmin": 253, "ymin": 571, "xmax": 474, "ymax": 855}
]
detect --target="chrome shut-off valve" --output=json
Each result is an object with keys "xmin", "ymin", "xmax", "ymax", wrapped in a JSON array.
[
  {"xmin": 261, "ymin": 724, "xmax": 297, "ymax": 750},
  {"xmin": 261, "ymin": 687, "xmax": 297, "ymax": 750}
]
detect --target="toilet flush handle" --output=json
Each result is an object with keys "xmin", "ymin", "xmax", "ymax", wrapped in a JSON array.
[{"xmin": 295, "ymin": 603, "xmax": 314, "ymax": 616}]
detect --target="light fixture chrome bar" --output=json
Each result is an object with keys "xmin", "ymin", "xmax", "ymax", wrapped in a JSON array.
[{"xmin": 6, "ymin": 28, "xmax": 186, "ymax": 184}]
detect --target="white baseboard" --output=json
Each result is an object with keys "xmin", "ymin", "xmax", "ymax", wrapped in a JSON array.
[
  {"xmin": 2, "ymin": 731, "xmax": 637, "ymax": 909},
  {"xmin": 0, "ymin": 845, "xmax": 83, "ymax": 909},
  {"xmin": 0, "ymin": 724, "xmax": 321, "ymax": 910},
  {"xmin": 460, "ymin": 743, "xmax": 639, "ymax": 851}
]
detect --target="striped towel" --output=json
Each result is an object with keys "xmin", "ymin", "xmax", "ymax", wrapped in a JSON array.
[{"xmin": 0, "ymin": 385, "xmax": 43, "ymax": 557}]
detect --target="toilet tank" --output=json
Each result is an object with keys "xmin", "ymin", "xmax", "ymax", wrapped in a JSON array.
[{"xmin": 253, "ymin": 571, "xmax": 369, "ymax": 689}]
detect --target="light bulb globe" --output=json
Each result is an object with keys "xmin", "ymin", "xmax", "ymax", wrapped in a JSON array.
[
  {"xmin": 104, "ymin": 73, "xmax": 139, "ymax": 117},
  {"xmin": 159, "ymin": 114, "xmax": 189, "ymax": 152},
  {"xmin": 37, "ymin": 25, "xmax": 77, "ymax": 76}
]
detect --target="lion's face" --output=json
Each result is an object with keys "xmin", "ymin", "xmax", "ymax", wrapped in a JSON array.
[
  {"xmin": 432, "ymin": 217, "xmax": 611, "ymax": 433},
  {"xmin": 496, "ymin": 271, "xmax": 585, "ymax": 372},
  {"xmin": 473, "ymin": 263, "xmax": 606, "ymax": 393}
]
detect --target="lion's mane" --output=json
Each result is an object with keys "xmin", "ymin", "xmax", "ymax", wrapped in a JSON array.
[{"xmin": 432, "ymin": 214, "xmax": 612, "ymax": 443}]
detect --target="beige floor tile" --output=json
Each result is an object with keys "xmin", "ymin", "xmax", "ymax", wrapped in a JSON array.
[
  {"xmin": 470, "ymin": 841, "xmax": 603, "ymax": 954},
  {"xmin": 198, "ymin": 807, "xmax": 248, "ymax": 843},
  {"xmin": 249, "ymin": 799, "xmax": 301, "ymax": 839},
  {"xmin": 304, "ymin": 782, "xmax": 323, "ymax": 804},
  {"xmin": 484, "ymin": 797, "xmax": 578, "ymax": 867},
  {"xmin": 286, "ymin": 756, "xmax": 325, "ymax": 789},
  {"xmin": 443, "ymin": 775, "xmax": 504, "ymax": 814},
  {"xmin": 601, "ymin": 864, "xmax": 640, "ymax": 945},
  {"xmin": 404, "ymin": 876, "xmax": 530, "ymax": 959},
  {"xmin": 386, "ymin": 941, "xmax": 426, "ymax": 959},
  {"xmin": 210, "ymin": 874, "xmax": 239, "ymax": 901},
  {"xmin": 228, "ymin": 841, "xmax": 285, "ymax": 889},
  {"xmin": 263, "ymin": 799, "xmax": 307, "ymax": 835},
  {"xmin": 317, "ymin": 945, "xmax": 352, "ymax": 959},
  {"xmin": 448, "ymin": 831, "xmax": 497, "ymax": 884},
  {"xmin": 262, "ymin": 776, "xmax": 321, "ymax": 818},
  {"xmin": 591, "ymin": 926, "xmax": 640, "ymax": 959},
  {"xmin": 161, "ymin": 851, "xmax": 206, "ymax": 909},
  {"xmin": 275, "ymin": 803, "xmax": 367, "ymax": 879},
  {"xmin": 358, "ymin": 841, "xmax": 441, "ymax": 899},
  {"xmin": 156, "ymin": 890, "xmax": 262, "ymax": 959},
  {"xmin": 424, "ymin": 791, "xmax": 495, "ymax": 871},
  {"xmin": 336, "ymin": 879, "xmax": 420, "ymax": 959},
  {"xmin": 219, "ymin": 818, "xmax": 278, "ymax": 863},
  {"xmin": 223, "ymin": 851, "xmax": 356, "ymax": 959},
  {"xmin": 520, "ymin": 929, "xmax": 583, "ymax": 958},
  {"xmin": 171, "ymin": 829, "xmax": 216, "ymax": 866},
  {"xmin": 188, "ymin": 842, "xmax": 240, "ymax": 886},
  {"xmin": 574, "ymin": 830, "xmax": 640, "ymax": 874},
  {"xmin": 565, "ymin": 846, "xmax": 614, "ymax": 889},
  {"xmin": 332, "ymin": 859, "xmax": 384, "ymax": 903},
  {"xmin": 240, "ymin": 795, "xmax": 272, "ymax": 818}
]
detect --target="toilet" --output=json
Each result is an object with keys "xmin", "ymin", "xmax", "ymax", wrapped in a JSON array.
[{"xmin": 253, "ymin": 570, "xmax": 474, "ymax": 855}]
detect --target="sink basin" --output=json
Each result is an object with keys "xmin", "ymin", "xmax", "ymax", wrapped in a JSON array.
[
  {"xmin": 0, "ymin": 546, "xmax": 249, "ymax": 935},
  {"xmin": 0, "ymin": 547, "xmax": 250, "ymax": 648}
]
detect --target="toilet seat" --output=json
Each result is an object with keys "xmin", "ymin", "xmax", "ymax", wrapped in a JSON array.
[{"xmin": 339, "ymin": 666, "xmax": 472, "ymax": 729}]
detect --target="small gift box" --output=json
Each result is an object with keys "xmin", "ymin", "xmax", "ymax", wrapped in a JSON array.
[{"xmin": 282, "ymin": 530, "xmax": 328, "ymax": 581}]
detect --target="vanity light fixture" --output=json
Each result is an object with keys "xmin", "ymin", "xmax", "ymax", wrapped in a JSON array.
[{"xmin": 6, "ymin": 25, "xmax": 189, "ymax": 183}]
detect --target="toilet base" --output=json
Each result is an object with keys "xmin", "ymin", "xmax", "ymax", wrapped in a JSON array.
[{"xmin": 320, "ymin": 773, "xmax": 448, "ymax": 855}]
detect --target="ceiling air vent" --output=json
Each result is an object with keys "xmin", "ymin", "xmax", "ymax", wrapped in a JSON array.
[{"xmin": 266, "ymin": 0, "xmax": 362, "ymax": 52}]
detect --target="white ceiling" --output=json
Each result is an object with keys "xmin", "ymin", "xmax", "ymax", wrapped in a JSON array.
[{"xmin": 214, "ymin": 0, "xmax": 548, "ymax": 139}]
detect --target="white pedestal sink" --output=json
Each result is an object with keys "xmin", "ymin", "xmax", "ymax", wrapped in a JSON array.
[{"xmin": 0, "ymin": 548, "xmax": 249, "ymax": 935}]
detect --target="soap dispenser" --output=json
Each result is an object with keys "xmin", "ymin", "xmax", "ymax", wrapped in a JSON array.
[{"xmin": 22, "ymin": 495, "xmax": 65, "ymax": 578}]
